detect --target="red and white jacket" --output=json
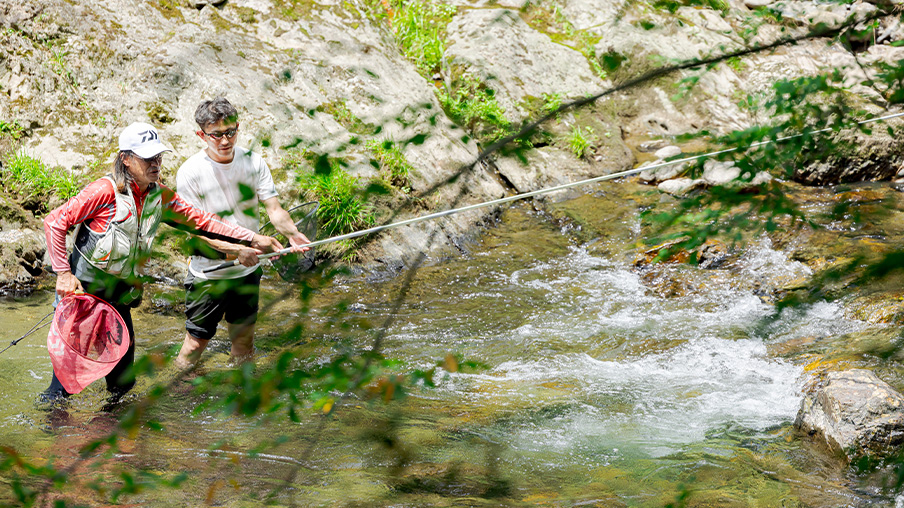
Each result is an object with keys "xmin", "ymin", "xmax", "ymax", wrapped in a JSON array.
[{"xmin": 45, "ymin": 177, "xmax": 255, "ymax": 285}]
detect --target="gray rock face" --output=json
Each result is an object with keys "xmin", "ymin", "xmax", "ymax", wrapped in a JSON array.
[
  {"xmin": 445, "ymin": 8, "xmax": 607, "ymax": 124},
  {"xmin": 795, "ymin": 369, "xmax": 904, "ymax": 460},
  {"xmin": 0, "ymin": 229, "xmax": 46, "ymax": 296},
  {"xmin": 794, "ymin": 126, "xmax": 904, "ymax": 185}
]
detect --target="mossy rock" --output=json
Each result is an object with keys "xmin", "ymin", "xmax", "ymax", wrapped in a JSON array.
[{"xmin": 0, "ymin": 192, "xmax": 39, "ymax": 230}]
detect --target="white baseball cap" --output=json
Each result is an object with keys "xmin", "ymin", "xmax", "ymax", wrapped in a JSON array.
[{"xmin": 118, "ymin": 122, "xmax": 172, "ymax": 158}]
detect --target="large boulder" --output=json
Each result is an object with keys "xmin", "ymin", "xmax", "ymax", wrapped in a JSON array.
[
  {"xmin": 794, "ymin": 369, "xmax": 904, "ymax": 460},
  {"xmin": 794, "ymin": 126, "xmax": 904, "ymax": 185},
  {"xmin": 0, "ymin": 193, "xmax": 45, "ymax": 296},
  {"xmin": 0, "ymin": 228, "xmax": 46, "ymax": 296}
]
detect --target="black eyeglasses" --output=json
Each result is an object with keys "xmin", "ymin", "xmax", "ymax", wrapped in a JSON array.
[
  {"xmin": 204, "ymin": 125, "xmax": 239, "ymax": 140},
  {"xmin": 136, "ymin": 153, "xmax": 164, "ymax": 164}
]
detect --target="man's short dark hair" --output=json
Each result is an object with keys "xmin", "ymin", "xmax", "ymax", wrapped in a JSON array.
[{"xmin": 195, "ymin": 97, "xmax": 239, "ymax": 129}]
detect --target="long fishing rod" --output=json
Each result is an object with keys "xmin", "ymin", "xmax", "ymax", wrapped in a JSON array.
[
  {"xmin": 0, "ymin": 309, "xmax": 54, "ymax": 356},
  {"xmin": 203, "ymin": 109, "xmax": 904, "ymax": 274}
]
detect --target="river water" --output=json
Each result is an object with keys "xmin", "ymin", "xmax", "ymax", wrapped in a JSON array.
[{"xmin": 0, "ymin": 181, "xmax": 901, "ymax": 506}]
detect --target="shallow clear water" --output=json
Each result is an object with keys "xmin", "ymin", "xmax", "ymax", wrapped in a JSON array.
[{"xmin": 0, "ymin": 186, "xmax": 898, "ymax": 506}]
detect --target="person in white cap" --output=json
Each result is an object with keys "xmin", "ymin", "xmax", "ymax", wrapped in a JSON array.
[{"xmin": 41, "ymin": 122, "xmax": 286, "ymax": 402}]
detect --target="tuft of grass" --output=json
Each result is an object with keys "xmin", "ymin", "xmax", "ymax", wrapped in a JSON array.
[
  {"xmin": 541, "ymin": 92, "xmax": 563, "ymax": 117},
  {"xmin": 366, "ymin": 139, "xmax": 414, "ymax": 192},
  {"xmin": 439, "ymin": 73, "xmax": 511, "ymax": 144},
  {"xmin": 294, "ymin": 155, "xmax": 375, "ymax": 240},
  {"xmin": 567, "ymin": 126, "xmax": 595, "ymax": 159},
  {"xmin": 652, "ymin": 0, "xmax": 729, "ymax": 13},
  {"xmin": 0, "ymin": 120, "xmax": 24, "ymax": 140},
  {"xmin": 371, "ymin": 0, "xmax": 456, "ymax": 75},
  {"xmin": 1, "ymin": 151, "xmax": 80, "ymax": 200}
]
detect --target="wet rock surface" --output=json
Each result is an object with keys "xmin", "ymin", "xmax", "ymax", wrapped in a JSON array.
[{"xmin": 795, "ymin": 369, "xmax": 904, "ymax": 461}]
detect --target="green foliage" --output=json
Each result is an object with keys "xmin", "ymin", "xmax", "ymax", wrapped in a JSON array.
[
  {"xmin": 439, "ymin": 73, "xmax": 512, "ymax": 144},
  {"xmin": 1, "ymin": 151, "xmax": 80, "ymax": 201},
  {"xmin": 567, "ymin": 125, "xmax": 595, "ymax": 158},
  {"xmin": 601, "ymin": 51, "xmax": 628, "ymax": 73},
  {"xmin": 868, "ymin": 57, "xmax": 904, "ymax": 104},
  {"xmin": 725, "ymin": 56, "xmax": 746, "ymax": 73},
  {"xmin": 541, "ymin": 92, "xmax": 563, "ymax": 117},
  {"xmin": 370, "ymin": 0, "xmax": 456, "ymax": 75},
  {"xmin": 0, "ymin": 120, "xmax": 24, "ymax": 140},
  {"xmin": 366, "ymin": 138, "xmax": 414, "ymax": 191},
  {"xmin": 295, "ymin": 153, "xmax": 376, "ymax": 239},
  {"xmin": 317, "ymin": 100, "xmax": 376, "ymax": 135},
  {"xmin": 653, "ymin": 0, "xmax": 729, "ymax": 13}
]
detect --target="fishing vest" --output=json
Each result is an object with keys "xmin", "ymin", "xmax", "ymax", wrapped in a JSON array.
[{"xmin": 72, "ymin": 176, "xmax": 163, "ymax": 281}]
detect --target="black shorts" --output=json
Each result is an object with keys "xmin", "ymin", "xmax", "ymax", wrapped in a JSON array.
[{"xmin": 184, "ymin": 268, "xmax": 262, "ymax": 341}]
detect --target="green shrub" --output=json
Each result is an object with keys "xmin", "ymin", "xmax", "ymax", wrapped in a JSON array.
[
  {"xmin": 567, "ymin": 126, "xmax": 595, "ymax": 158},
  {"xmin": 1, "ymin": 151, "xmax": 80, "ymax": 200},
  {"xmin": 439, "ymin": 74, "xmax": 511, "ymax": 144},
  {"xmin": 297, "ymin": 157, "xmax": 375, "ymax": 239},
  {"xmin": 0, "ymin": 120, "xmax": 24, "ymax": 140},
  {"xmin": 366, "ymin": 139, "xmax": 414, "ymax": 192},
  {"xmin": 374, "ymin": 0, "xmax": 456, "ymax": 75}
]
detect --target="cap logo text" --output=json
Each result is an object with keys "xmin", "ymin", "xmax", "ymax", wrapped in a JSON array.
[{"xmin": 139, "ymin": 130, "xmax": 158, "ymax": 143}]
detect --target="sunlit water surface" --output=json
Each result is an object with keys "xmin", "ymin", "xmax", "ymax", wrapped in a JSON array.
[{"xmin": 0, "ymin": 200, "xmax": 895, "ymax": 507}]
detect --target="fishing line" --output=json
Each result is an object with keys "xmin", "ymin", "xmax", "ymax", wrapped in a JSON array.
[
  {"xmin": 204, "ymin": 109, "xmax": 904, "ymax": 274},
  {"xmin": 0, "ymin": 309, "xmax": 54, "ymax": 356}
]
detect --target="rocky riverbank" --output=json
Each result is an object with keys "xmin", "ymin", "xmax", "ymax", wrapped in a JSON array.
[{"xmin": 3, "ymin": 0, "xmax": 904, "ymax": 310}]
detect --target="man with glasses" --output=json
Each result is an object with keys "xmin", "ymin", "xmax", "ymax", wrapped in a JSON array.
[
  {"xmin": 42, "ymin": 122, "xmax": 283, "ymax": 401},
  {"xmin": 174, "ymin": 97, "xmax": 310, "ymax": 368}
]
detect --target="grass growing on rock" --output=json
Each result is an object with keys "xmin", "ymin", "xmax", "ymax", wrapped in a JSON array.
[
  {"xmin": 287, "ymin": 152, "xmax": 376, "ymax": 254},
  {"xmin": 366, "ymin": 139, "xmax": 414, "ymax": 192},
  {"xmin": 439, "ymin": 73, "xmax": 512, "ymax": 144},
  {"xmin": 367, "ymin": 0, "xmax": 517, "ymax": 146},
  {"xmin": 1, "ymin": 151, "xmax": 80, "ymax": 203},
  {"xmin": 367, "ymin": 0, "xmax": 456, "ymax": 75},
  {"xmin": 567, "ymin": 126, "xmax": 596, "ymax": 159}
]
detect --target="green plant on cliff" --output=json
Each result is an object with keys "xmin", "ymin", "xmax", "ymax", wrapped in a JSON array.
[
  {"xmin": 439, "ymin": 73, "xmax": 511, "ymax": 144},
  {"xmin": 567, "ymin": 125, "xmax": 596, "ymax": 159},
  {"xmin": 368, "ymin": 0, "xmax": 456, "ymax": 75},
  {"xmin": 291, "ymin": 152, "xmax": 376, "ymax": 240},
  {"xmin": 366, "ymin": 139, "xmax": 414, "ymax": 192},
  {"xmin": 0, "ymin": 120, "xmax": 24, "ymax": 140},
  {"xmin": 317, "ymin": 100, "xmax": 376, "ymax": 135},
  {"xmin": 1, "ymin": 151, "xmax": 80, "ymax": 202}
]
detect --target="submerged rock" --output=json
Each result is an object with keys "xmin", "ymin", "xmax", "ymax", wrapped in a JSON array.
[
  {"xmin": 658, "ymin": 177, "xmax": 704, "ymax": 195},
  {"xmin": 794, "ymin": 369, "xmax": 904, "ymax": 461}
]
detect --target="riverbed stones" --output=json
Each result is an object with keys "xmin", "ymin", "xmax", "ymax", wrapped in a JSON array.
[
  {"xmin": 653, "ymin": 146, "xmax": 682, "ymax": 160},
  {"xmin": 637, "ymin": 159, "xmax": 686, "ymax": 184},
  {"xmin": 658, "ymin": 177, "xmax": 704, "ymax": 195},
  {"xmin": 795, "ymin": 369, "xmax": 904, "ymax": 460}
]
